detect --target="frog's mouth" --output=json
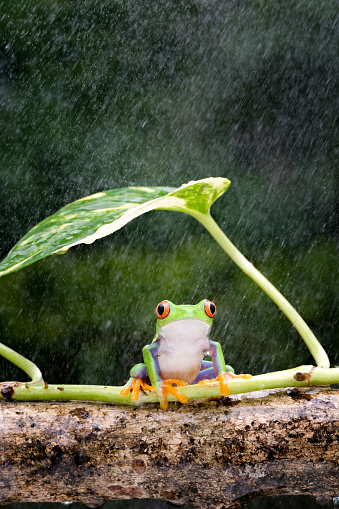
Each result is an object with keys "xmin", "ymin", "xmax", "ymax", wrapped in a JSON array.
[{"xmin": 158, "ymin": 318, "xmax": 210, "ymax": 344}]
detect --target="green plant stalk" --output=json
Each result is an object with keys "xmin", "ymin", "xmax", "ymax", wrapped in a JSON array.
[
  {"xmin": 0, "ymin": 341, "xmax": 337, "ymax": 406},
  {"xmin": 0, "ymin": 342, "xmax": 43, "ymax": 384},
  {"xmin": 192, "ymin": 211, "xmax": 330, "ymax": 369},
  {"xmin": 1, "ymin": 366, "xmax": 338, "ymax": 405}
]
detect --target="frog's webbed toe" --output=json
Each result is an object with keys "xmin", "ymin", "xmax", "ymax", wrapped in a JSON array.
[{"xmin": 120, "ymin": 377, "xmax": 156, "ymax": 401}]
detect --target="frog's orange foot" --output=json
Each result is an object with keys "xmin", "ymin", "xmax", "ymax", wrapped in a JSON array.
[
  {"xmin": 120, "ymin": 377, "xmax": 156, "ymax": 401},
  {"xmin": 198, "ymin": 372, "xmax": 252, "ymax": 396},
  {"xmin": 159, "ymin": 379, "xmax": 189, "ymax": 411}
]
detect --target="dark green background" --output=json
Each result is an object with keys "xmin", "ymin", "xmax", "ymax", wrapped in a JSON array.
[{"xmin": 0, "ymin": 1, "xmax": 338, "ymax": 507}]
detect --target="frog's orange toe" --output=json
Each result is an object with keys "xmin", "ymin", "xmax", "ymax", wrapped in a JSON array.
[
  {"xmin": 226, "ymin": 372, "xmax": 252, "ymax": 380},
  {"xmin": 120, "ymin": 385, "xmax": 131, "ymax": 397},
  {"xmin": 159, "ymin": 396, "xmax": 169, "ymax": 411},
  {"xmin": 217, "ymin": 373, "xmax": 230, "ymax": 395}
]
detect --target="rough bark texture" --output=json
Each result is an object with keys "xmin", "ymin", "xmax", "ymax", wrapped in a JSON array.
[{"xmin": 0, "ymin": 387, "xmax": 338, "ymax": 509}]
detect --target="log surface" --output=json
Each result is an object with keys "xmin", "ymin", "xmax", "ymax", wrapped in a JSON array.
[{"xmin": 0, "ymin": 387, "xmax": 338, "ymax": 509}]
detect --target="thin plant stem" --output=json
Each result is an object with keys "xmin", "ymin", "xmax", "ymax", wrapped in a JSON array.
[
  {"xmin": 193, "ymin": 212, "xmax": 330, "ymax": 369},
  {"xmin": 0, "ymin": 342, "xmax": 43, "ymax": 384}
]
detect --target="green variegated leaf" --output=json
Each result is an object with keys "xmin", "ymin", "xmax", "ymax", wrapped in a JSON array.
[{"xmin": 0, "ymin": 177, "xmax": 230, "ymax": 278}]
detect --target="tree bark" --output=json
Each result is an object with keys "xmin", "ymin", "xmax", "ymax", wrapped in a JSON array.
[{"xmin": 0, "ymin": 387, "xmax": 338, "ymax": 509}]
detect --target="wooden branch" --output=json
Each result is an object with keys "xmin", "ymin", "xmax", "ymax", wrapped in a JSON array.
[{"xmin": 0, "ymin": 387, "xmax": 338, "ymax": 508}]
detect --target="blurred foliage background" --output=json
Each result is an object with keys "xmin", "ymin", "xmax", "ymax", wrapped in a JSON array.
[{"xmin": 0, "ymin": 0, "xmax": 338, "ymax": 390}]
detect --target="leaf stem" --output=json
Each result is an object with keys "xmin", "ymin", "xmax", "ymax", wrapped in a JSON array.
[
  {"xmin": 0, "ymin": 342, "xmax": 43, "ymax": 384},
  {"xmin": 194, "ymin": 212, "xmax": 330, "ymax": 369}
]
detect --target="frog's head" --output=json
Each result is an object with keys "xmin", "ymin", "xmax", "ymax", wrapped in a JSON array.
[{"xmin": 155, "ymin": 299, "xmax": 216, "ymax": 336}]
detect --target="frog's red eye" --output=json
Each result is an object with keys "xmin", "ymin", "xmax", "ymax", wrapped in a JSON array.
[
  {"xmin": 204, "ymin": 300, "xmax": 216, "ymax": 318},
  {"xmin": 156, "ymin": 301, "xmax": 170, "ymax": 319}
]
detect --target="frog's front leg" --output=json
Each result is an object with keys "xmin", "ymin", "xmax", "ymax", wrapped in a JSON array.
[
  {"xmin": 198, "ymin": 340, "xmax": 252, "ymax": 395},
  {"xmin": 143, "ymin": 343, "xmax": 188, "ymax": 411}
]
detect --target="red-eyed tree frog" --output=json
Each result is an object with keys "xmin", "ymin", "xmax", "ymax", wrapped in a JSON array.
[{"xmin": 121, "ymin": 299, "xmax": 252, "ymax": 410}]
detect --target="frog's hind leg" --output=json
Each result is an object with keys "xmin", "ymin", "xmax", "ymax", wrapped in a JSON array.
[
  {"xmin": 192, "ymin": 361, "xmax": 235, "ymax": 384},
  {"xmin": 195, "ymin": 360, "xmax": 252, "ymax": 396},
  {"xmin": 120, "ymin": 363, "xmax": 156, "ymax": 401},
  {"xmin": 130, "ymin": 363, "xmax": 148, "ymax": 380}
]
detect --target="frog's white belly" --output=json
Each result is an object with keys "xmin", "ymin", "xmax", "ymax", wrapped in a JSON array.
[{"xmin": 157, "ymin": 319, "xmax": 210, "ymax": 384}]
